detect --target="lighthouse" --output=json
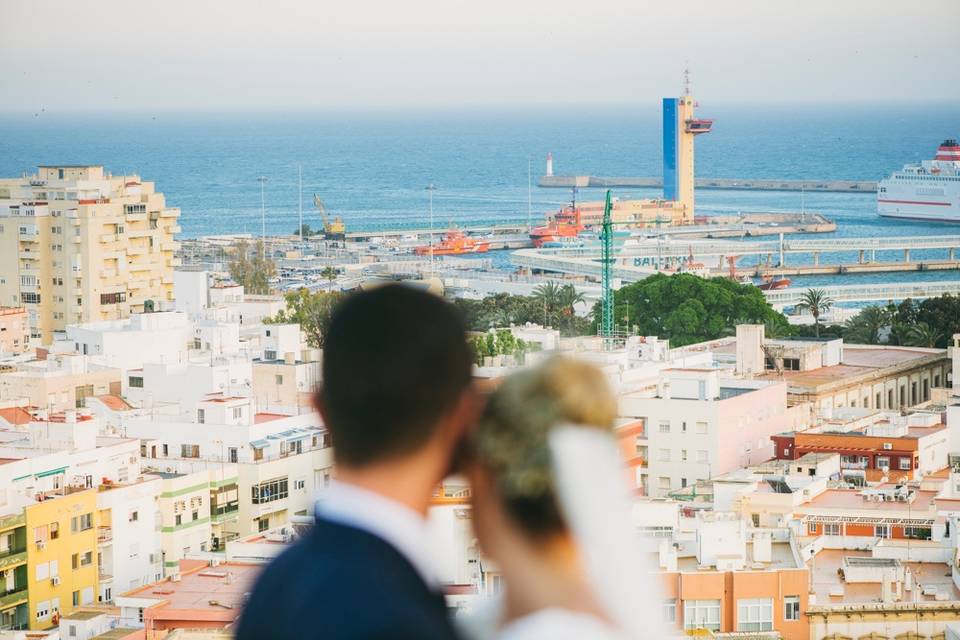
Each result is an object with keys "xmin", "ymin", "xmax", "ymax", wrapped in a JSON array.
[{"xmin": 546, "ymin": 152, "xmax": 554, "ymax": 177}]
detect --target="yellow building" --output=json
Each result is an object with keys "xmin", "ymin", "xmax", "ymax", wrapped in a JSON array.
[
  {"xmin": 0, "ymin": 511, "xmax": 29, "ymax": 631},
  {"xmin": 24, "ymin": 489, "xmax": 98, "ymax": 630},
  {"xmin": 0, "ymin": 165, "xmax": 181, "ymax": 344}
]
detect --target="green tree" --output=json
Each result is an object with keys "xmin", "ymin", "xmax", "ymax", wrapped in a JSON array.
[
  {"xmin": 905, "ymin": 321, "xmax": 943, "ymax": 348},
  {"xmin": 531, "ymin": 281, "xmax": 563, "ymax": 326},
  {"xmin": 294, "ymin": 223, "xmax": 313, "ymax": 237},
  {"xmin": 596, "ymin": 273, "xmax": 788, "ymax": 347},
  {"xmin": 228, "ymin": 239, "xmax": 277, "ymax": 295},
  {"xmin": 843, "ymin": 305, "xmax": 891, "ymax": 345},
  {"xmin": 794, "ymin": 288, "xmax": 833, "ymax": 338},
  {"xmin": 914, "ymin": 294, "xmax": 960, "ymax": 348},
  {"xmin": 267, "ymin": 288, "xmax": 341, "ymax": 348}
]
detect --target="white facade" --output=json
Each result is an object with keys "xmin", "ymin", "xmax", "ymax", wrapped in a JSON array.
[
  {"xmin": 64, "ymin": 312, "xmax": 192, "ymax": 374},
  {"xmin": 96, "ymin": 477, "xmax": 164, "ymax": 600}
]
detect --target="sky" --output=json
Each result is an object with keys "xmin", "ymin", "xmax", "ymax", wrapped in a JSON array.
[{"xmin": 1, "ymin": 0, "xmax": 959, "ymax": 112}]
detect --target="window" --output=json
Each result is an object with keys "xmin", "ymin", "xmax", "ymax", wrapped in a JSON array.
[
  {"xmin": 175, "ymin": 514, "xmax": 182, "ymax": 526},
  {"xmin": 79, "ymin": 551, "xmax": 92, "ymax": 566},
  {"xmin": 783, "ymin": 358, "xmax": 801, "ymax": 371},
  {"xmin": 162, "ymin": 444, "xmax": 168, "ymax": 457},
  {"xmin": 899, "ymin": 457, "xmax": 912, "ymax": 470},
  {"xmin": 36, "ymin": 600, "xmax": 50, "ymax": 620},
  {"xmin": 252, "ymin": 477, "xmax": 289, "ymax": 504},
  {"xmin": 99, "ymin": 292, "xmax": 126, "ymax": 304},
  {"xmin": 228, "ymin": 447, "xmax": 238, "ymax": 463},
  {"xmin": 807, "ymin": 522, "xmax": 818, "ymax": 535},
  {"xmin": 129, "ymin": 510, "xmax": 138, "ymax": 522},
  {"xmin": 681, "ymin": 421, "xmax": 687, "ymax": 433},
  {"xmin": 50, "ymin": 521, "xmax": 59, "ymax": 539},
  {"xmin": 658, "ymin": 477, "xmax": 671, "ymax": 490},
  {"xmin": 904, "ymin": 526, "xmax": 931, "ymax": 539},
  {"xmin": 876, "ymin": 456, "xmax": 890, "ymax": 470},
  {"xmin": 784, "ymin": 596, "xmax": 800, "ymax": 621},
  {"xmin": 181, "ymin": 444, "xmax": 200, "ymax": 458},
  {"xmin": 684, "ymin": 599, "xmax": 721, "ymax": 632},
  {"xmin": 258, "ymin": 518, "xmax": 270, "ymax": 532},
  {"xmin": 681, "ymin": 449, "xmax": 688, "ymax": 461},
  {"xmin": 680, "ymin": 478, "xmax": 688, "ymax": 488},
  {"xmin": 663, "ymin": 599, "xmax": 677, "ymax": 623},
  {"xmin": 72, "ymin": 590, "xmax": 80, "ymax": 607},
  {"xmin": 294, "ymin": 479, "xmax": 306, "ymax": 491},
  {"xmin": 264, "ymin": 349, "xmax": 277, "ymax": 360},
  {"xmin": 875, "ymin": 524, "xmax": 890, "ymax": 538},
  {"xmin": 36, "ymin": 562, "xmax": 49, "ymax": 581},
  {"xmin": 275, "ymin": 374, "xmax": 283, "ymax": 385},
  {"xmin": 658, "ymin": 449, "xmax": 671, "ymax": 462},
  {"xmin": 192, "ymin": 511, "xmax": 199, "ymax": 521},
  {"xmin": 824, "ymin": 523, "xmax": 840, "ymax": 536},
  {"xmin": 128, "ymin": 376, "xmax": 143, "ymax": 388},
  {"xmin": 21, "ymin": 292, "xmax": 41, "ymax": 304},
  {"xmin": 695, "ymin": 421, "xmax": 708, "ymax": 434},
  {"xmin": 197, "ymin": 409, "xmax": 205, "ymax": 424},
  {"xmin": 751, "ymin": 513, "xmax": 760, "ymax": 527},
  {"xmin": 232, "ymin": 407, "xmax": 243, "ymax": 420},
  {"xmin": 737, "ymin": 598, "xmax": 773, "ymax": 632},
  {"xmin": 658, "ymin": 421, "xmax": 670, "ymax": 433},
  {"xmin": 71, "ymin": 553, "xmax": 78, "ymax": 570},
  {"xmin": 71, "ymin": 513, "xmax": 93, "ymax": 532}
]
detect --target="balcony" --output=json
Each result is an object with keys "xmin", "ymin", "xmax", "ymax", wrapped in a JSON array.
[
  {"xmin": 0, "ymin": 548, "xmax": 27, "ymax": 571},
  {"xmin": 0, "ymin": 586, "xmax": 28, "ymax": 610},
  {"xmin": 97, "ymin": 526, "xmax": 112, "ymax": 545},
  {"xmin": 18, "ymin": 230, "xmax": 39, "ymax": 242},
  {"xmin": 127, "ymin": 246, "xmax": 147, "ymax": 256},
  {"xmin": 159, "ymin": 209, "xmax": 178, "ymax": 218},
  {"xmin": 99, "ymin": 233, "xmax": 117, "ymax": 244},
  {"xmin": 0, "ymin": 513, "xmax": 25, "ymax": 531},
  {"xmin": 18, "ymin": 250, "xmax": 38, "ymax": 261},
  {"xmin": 100, "ymin": 269, "xmax": 118, "ymax": 279},
  {"xmin": 210, "ymin": 505, "xmax": 239, "ymax": 525}
]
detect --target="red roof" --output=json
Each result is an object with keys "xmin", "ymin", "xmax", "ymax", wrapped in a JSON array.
[
  {"xmin": 96, "ymin": 394, "xmax": 133, "ymax": 411},
  {"xmin": 254, "ymin": 413, "xmax": 286, "ymax": 424},
  {"xmin": 0, "ymin": 407, "xmax": 33, "ymax": 426}
]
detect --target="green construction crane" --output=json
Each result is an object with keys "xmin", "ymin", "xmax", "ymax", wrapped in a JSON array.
[{"xmin": 600, "ymin": 189, "xmax": 614, "ymax": 340}]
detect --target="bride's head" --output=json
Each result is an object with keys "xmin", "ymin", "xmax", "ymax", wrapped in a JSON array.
[{"xmin": 468, "ymin": 356, "xmax": 617, "ymax": 546}]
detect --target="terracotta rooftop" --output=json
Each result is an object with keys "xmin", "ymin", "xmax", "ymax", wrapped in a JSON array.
[
  {"xmin": 810, "ymin": 548, "xmax": 960, "ymax": 605},
  {"xmin": 122, "ymin": 561, "xmax": 262, "ymax": 622},
  {"xmin": 253, "ymin": 412, "xmax": 286, "ymax": 424},
  {"xmin": 802, "ymin": 489, "xmax": 939, "ymax": 512},
  {"xmin": 96, "ymin": 394, "xmax": 133, "ymax": 411},
  {"xmin": 0, "ymin": 407, "xmax": 33, "ymax": 426}
]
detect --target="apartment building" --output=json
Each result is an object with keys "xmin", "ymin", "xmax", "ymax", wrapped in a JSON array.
[
  {"xmin": 619, "ymin": 368, "xmax": 800, "ymax": 497},
  {"xmin": 717, "ymin": 325, "xmax": 951, "ymax": 414},
  {"xmin": 0, "ymin": 352, "xmax": 120, "ymax": 412},
  {"xmin": 773, "ymin": 408, "xmax": 949, "ymax": 484},
  {"xmin": 655, "ymin": 512, "xmax": 810, "ymax": 640},
  {"xmin": 0, "ymin": 165, "xmax": 180, "ymax": 344},
  {"xmin": 155, "ymin": 470, "xmax": 219, "ymax": 575},
  {"xmin": 0, "ymin": 511, "xmax": 28, "ymax": 630},
  {"xmin": 0, "ymin": 308, "xmax": 29, "ymax": 355},
  {"xmin": 96, "ymin": 477, "xmax": 164, "ymax": 601},
  {"xmin": 124, "ymin": 396, "xmax": 333, "ymax": 537}
]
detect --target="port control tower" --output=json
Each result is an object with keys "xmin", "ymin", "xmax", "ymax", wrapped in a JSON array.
[{"xmin": 662, "ymin": 71, "xmax": 712, "ymax": 222}]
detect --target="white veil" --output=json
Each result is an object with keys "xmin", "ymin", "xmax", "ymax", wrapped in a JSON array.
[{"xmin": 548, "ymin": 424, "xmax": 668, "ymax": 639}]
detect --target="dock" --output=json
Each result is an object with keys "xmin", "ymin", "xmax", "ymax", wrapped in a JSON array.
[{"xmin": 538, "ymin": 175, "xmax": 877, "ymax": 193}]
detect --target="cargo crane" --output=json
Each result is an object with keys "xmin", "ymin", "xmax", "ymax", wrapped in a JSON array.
[{"xmin": 313, "ymin": 194, "xmax": 346, "ymax": 243}]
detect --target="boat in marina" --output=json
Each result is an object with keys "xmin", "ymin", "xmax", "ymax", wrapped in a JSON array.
[{"xmin": 414, "ymin": 229, "xmax": 490, "ymax": 256}]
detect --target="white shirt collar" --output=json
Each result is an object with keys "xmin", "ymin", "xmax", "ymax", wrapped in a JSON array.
[{"xmin": 316, "ymin": 480, "xmax": 438, "ymax": 588}]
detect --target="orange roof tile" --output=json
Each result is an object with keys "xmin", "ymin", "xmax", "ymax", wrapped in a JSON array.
[
  {"xmin": 96, "ymin": 394, "xmax": 133, "ymax": 411},
  {"xmin": 0, "ymin": 407, "xmax": 33, "ymax": 426}
]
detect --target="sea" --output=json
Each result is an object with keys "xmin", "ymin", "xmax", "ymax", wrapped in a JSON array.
[{"xmin": 2, "ymin": 102, "xmax": 959, "ymax": 289}]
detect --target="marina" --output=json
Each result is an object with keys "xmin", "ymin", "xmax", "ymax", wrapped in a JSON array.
[{"xmin": 538, "ymin": 175, "xmax": 878, "ymax": 193}]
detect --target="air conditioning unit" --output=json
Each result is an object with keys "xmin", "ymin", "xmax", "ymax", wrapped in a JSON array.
[
  {"xmin": 36, "ymin": 540, "xmax": 45, "ymax": 550},
  {"xmin": 883, "ymin": 443, "xmax": 893, "ymax": 450},
  {"xmin": 51, "ymin": 576, "xmax": 61, "ymax": 586}
]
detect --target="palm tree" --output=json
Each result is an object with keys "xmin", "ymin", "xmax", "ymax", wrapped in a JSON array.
[
  {"xmin": 321, "ymin": 266, "xmax": 338, "ymax": 291},
  {"xmin": 905, "ymin": 321, "xmax": 943, "ymax": 348},
  {"xmin": 531, "ymin": 281, "xmax": 563, "ymax": 326},
  {"xmin": 794, "ymin": 288, "xmax": 833, "ymax": 337},
  {"xmin": 557, "ymin": 284, "xmax": 585, "ymax": 317},
  {"xmin": 844, "ymin": 305, "xmax": 892, "ymax": 345}
]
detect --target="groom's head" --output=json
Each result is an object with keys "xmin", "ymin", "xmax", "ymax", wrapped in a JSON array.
[{"xmin": 317, "ymin": 284, "xmax": 474, "ymax": 474}]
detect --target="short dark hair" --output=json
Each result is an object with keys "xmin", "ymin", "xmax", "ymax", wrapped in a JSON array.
[{"xmin": 319, "ymin": 284, "xmax": 472, "ymax": 467}]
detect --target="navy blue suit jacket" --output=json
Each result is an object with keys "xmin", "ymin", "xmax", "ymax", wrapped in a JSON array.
[{"xmin": 235, "ymin": 517, "xmax": 460, "ymax": 639}]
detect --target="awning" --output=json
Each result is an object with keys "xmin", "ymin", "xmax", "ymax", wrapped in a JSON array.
[{"xmin": 13, "ymin": 466, "xmax": 68, "ymax": 482}]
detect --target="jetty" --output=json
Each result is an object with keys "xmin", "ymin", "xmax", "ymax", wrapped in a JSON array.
[{"xmin": 538, "ymin": 175, "xmax": 877, "ymax": 193}]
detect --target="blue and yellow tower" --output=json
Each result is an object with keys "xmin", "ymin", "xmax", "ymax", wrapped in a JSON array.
[{"xmin": 662, "ymin": 78, "xmax": 712, "ymax": 222}]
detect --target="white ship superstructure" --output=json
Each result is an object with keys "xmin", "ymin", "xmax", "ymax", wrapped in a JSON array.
[{"xmin": 877, "ymin": 139, "xmax": 960, "ymax": 222}]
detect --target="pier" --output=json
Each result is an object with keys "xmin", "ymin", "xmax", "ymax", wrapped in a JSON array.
[{"xmin": 538, "ymin": 175, "xmax": 877, "ymax": 193}]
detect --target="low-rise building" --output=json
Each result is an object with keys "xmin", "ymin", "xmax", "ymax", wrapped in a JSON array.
[
  {"xmin": 0, "ymin": 308, "xmax": 30, "ymax": 356},
  {"xmin": 0, "ymin": 353, "xmax": 120, "ymax": 412}
]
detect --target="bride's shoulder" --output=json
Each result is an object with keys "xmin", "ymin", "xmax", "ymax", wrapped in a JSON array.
[{"xmin": 498, "ymin": 608, "xmax": 628, "ymax": 640}]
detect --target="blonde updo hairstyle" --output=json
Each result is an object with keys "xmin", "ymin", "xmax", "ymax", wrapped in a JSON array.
[{"xmin": 472, "ymin": 357, "xmax": 618, "ymax": 537}]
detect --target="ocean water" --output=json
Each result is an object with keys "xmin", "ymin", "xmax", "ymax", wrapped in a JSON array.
[{"xmin": 2, "ymin": 102, "xmax": 959, "ymax": 288}]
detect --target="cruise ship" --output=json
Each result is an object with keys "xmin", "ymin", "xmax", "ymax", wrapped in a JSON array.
[{"xmin": 877, "ymin": 139, "xmax": 960, "ymax": 222}]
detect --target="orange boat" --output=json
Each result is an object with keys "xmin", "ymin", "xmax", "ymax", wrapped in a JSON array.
[
  {"xmin": 414, "ymin": 229, "xmax": 490, "ymax": 256},
  {"xmin": 756, "ymin": 275, "xmax": 791, "ymax": 290},
  {"xmin": 530, "ymin": 206, "xmax": 584, "ymax": 248}
]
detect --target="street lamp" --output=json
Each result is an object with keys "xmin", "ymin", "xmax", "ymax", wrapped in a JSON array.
[
  {"xmin": 257, "ymin": 176, "xmax": 268, "ymax": 243},
  {"xmin": 425, "ymin": 184, "xmax": 436, "ymax": 275}
]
